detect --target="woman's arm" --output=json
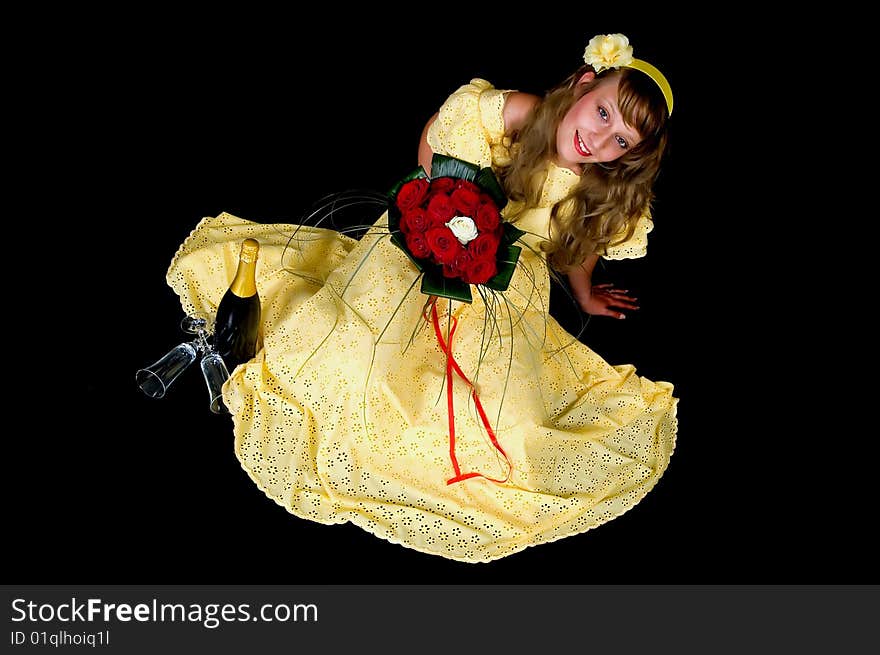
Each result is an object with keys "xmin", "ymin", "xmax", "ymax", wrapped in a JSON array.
[
  {"xmin": 568, "ymin": 254, "xmax": 639, "ymax": 319},
  {"xmin": 418, "ymin": 112, "xmax": 438, "ymax": 174},
  {"xmin": 418, "ymin": 90, "xmax": 539, "ymax": 173},
  {"xmin": 502, "ymin": 92, "xmax": 540, "ymax": 132}
]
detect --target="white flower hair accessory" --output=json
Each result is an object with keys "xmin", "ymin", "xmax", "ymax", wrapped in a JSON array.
[{"xmin": 583, "ymin": 33, "xmax": 674, "ymax": 115}]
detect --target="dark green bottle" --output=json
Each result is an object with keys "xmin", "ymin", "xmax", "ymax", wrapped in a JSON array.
[{"xmin": 213, "ymin": 238, "xmax": 261, "ymax": 372}]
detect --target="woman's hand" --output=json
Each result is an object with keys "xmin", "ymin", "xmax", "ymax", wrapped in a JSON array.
[{"xmin": 577, "ymin": 283, "xmax": 639, "ymax": 319}]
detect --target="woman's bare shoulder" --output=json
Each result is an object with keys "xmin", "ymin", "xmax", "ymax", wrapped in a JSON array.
[{"xmin": 502, "ymin": 92, "xmax": 540, "ymax": 132}]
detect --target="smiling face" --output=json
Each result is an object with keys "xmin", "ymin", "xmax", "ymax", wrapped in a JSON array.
[{"xmin": 555, "ymin": 71, "xmax": 643, "ymax": 172}]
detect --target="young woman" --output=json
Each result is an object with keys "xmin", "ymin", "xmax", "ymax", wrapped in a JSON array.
[{"xmin": 166, "ymin": 33, "xmax": 677, "ymax": 562}]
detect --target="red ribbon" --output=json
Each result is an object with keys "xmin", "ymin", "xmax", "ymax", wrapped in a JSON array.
[{"xmin": 429, "ymin": 300, "xmax": 512, "ymax": 485}]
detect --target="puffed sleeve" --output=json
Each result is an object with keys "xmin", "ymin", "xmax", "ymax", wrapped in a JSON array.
[
  {"xmin": 426, "ymin": 78, "xmax": 513, "ymax": 169},
  {"xmin": 602, "ymin": 209, "xmax": 654, "ymax": 260}
]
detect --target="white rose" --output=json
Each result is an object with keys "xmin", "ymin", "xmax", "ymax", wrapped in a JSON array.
[{"xmin": 446, "ymin": 216, "xmax": 479, "ymax": 245}]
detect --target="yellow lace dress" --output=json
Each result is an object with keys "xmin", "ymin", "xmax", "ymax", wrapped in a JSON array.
[{"xmin": 167, "ymin": 79, "xmax": 677, "ymax": 562}]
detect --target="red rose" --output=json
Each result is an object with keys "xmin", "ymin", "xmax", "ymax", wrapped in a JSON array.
[
  {"xmin": 400, "ymin": 207, "xmax": 429, "ymax": 234},
  {"xmin": 396, "ymin": 178, "xmax": 430, "ymax": 212},
  {"xmin": 405, "ymin": 231, "xmax": 431, "ymax": 259},
  {"xmin": 468, "ymin": 232, "xmax": 501, "ymax": 260},
  {"xmin": 462, "ymin": 254, "xmax": 498, "ymax": 285},
  {"xmin": 455, "ymin": 179, "xmax": 481, "ymax": 194},
  {"xmin": 443, "ymin": 248, "xmax": 473, "ymax": 279},
  {"xmin": 475, "ymin": 200, "xmax": 501, "ymax": 233},
  {"xmin": 450, "ymin": 186, "xmax": 481, "ymax": 216},
  {"xmin": 425, "ymin": 226, "xmax": 463, "ymax": 265},
  {"xmin": 426, "ymin": 193, "xmax": 456, "ymax": 228},
  {"xmin": 430, "ymin": 177, "xmax": 456, "ymax": 194}
]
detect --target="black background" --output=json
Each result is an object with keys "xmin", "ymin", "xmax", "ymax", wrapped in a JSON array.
[{"xmin": 12, "ymin": 13, "xmax": 873, "ymax": 585}]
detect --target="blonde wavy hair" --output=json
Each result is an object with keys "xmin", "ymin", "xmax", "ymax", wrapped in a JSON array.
[{"xmin": 500, "ymin": 65, "xmax": 669, "ymax": 273}]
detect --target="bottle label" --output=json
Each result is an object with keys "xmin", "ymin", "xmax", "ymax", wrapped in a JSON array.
[{"xmin": 240, "ymin": 239, "xmax": 259, "ymax": 264}]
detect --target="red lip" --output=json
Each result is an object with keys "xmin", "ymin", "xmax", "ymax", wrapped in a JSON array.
[{"xmin": 574, "ymin": 130, "xmax": 591, "ymax": 157}]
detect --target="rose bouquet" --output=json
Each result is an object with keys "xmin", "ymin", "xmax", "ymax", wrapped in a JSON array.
[{"xmin": 387, "ymin": 154, "xmax": 524, "ymax": 303}]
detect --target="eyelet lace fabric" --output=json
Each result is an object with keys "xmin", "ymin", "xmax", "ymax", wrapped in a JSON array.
[{"xmin": 165, "ymin": 79, "xmax": 677, "ymax": 562}]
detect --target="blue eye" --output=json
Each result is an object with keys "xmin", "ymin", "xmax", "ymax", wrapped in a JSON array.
[
  {"xmin": 616, "ymin": 136, "xmax": 628, "ymax": 149},
  {"xmin": 598, "ymin": 106, "xmax": 608, "ymax": 120}
]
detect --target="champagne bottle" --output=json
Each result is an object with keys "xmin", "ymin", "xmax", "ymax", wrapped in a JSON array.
[{"xmin": 213, "ymin": 238, "xmax": 261, "ymax": 372}]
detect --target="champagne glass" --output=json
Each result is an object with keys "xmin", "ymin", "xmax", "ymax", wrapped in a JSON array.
[
  {"xmin": 136, "ymin": 314, "xmax": 232, "ymax": 413},
  {"xmin": 182, "ymin": 314, "xmax": 231, "ymax": 415},
  {"xmin": 136, "ymin": 342, "xmax": 199, "ymax": 399},
  {"xmin": 200, "ymin": 351, "xmax": 230, "ymax": 414}
]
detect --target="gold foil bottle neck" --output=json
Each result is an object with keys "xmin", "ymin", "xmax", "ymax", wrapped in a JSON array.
[
  {"xmin": 229, "ymin": 239, "xmax": 259, "ymax": 297},
  {"xmin": 239, "ymin": 238, "xmax": 259, "ymax": 264}
]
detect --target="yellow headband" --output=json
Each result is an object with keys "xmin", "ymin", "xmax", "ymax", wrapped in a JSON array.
[
  {"xmin": 626, "ymin": 58, "xmax": 674, "ymax": 116},
  {"xmin": 583, "ymin": 34, "xmax": 674, "ymax": 116}
]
